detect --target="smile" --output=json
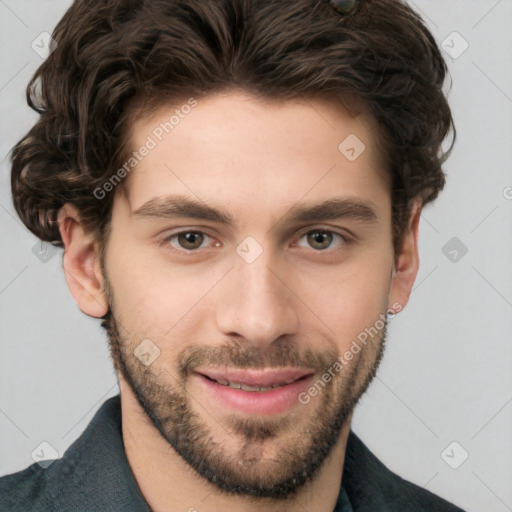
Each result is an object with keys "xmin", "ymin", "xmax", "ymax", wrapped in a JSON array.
[
  {"xmin": 203, "ymin": 375, "xmax": 304, "ymax": 392},
  {"xmin": 193, "ymin": 368, "xmax": 315, "ymax": 415}
]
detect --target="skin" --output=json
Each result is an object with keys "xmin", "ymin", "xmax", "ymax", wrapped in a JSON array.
[{"xmin": 57, "ymin": 90, "xmax": 421, "ymax": 512}]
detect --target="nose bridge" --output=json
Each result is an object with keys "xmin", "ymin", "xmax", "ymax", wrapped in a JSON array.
[{"xmin": 215, "ymin": 244, "xmax": 299, "ymax": 346}]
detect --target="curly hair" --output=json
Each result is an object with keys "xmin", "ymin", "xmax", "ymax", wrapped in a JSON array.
[{"xmin": 11, "ymin": 0, "xmax": 455, "ymax": 256}]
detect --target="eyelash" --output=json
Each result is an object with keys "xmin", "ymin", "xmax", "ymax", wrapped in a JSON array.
[{"xmin": 161, "ymin": 228, "xmax": 350, "ymax": 253}]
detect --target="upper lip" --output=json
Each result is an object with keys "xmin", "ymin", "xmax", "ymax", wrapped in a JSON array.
[{"xmin": 195, "ymin": 368, "xmax": 314, "ymax": 387}]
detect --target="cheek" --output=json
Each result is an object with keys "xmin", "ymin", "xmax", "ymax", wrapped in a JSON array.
[
  {"xmin": 294, "ymin": 256, "xmax": 391, "ymax": 347},
  {"xmin": 104, "ymin": 242, "xmax": 222, "ymax": 339},
  {"xmin": 104, "ymin": 241, "xmax": 172, "ymax": 331}
]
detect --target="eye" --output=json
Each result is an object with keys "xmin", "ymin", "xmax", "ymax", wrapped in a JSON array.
[
  {"xmin": 164, "ymin": 230, "xmax": 214, "ymax": 251},
  {"xmin": 296, "ymin": 229, "xmax": 347, "ymax": 251}
]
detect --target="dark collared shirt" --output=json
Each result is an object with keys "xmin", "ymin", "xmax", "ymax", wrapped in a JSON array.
[{"xmin": 0, "ymin": 395, "xmax": 465, "ymax": 511}]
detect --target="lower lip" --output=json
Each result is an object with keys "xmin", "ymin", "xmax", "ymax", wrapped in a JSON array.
[{"xmin": 195, "ymin": 373, "xmax": 314, "ymax": 415}]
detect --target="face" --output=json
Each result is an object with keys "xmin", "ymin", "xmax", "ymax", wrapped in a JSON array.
[{"xmin": 93, "ymin": 90, "xmax": 409, "ymax": 498}]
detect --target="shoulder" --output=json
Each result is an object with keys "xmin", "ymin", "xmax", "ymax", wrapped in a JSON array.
[
  {"xmin": 343, "ymin": 431, "xmax": 467, "ymax": 511},
  {"xmin": 0, "ymin": 461, "xmax": 55, "ymax": 511},
  {"xmin": 0, "ymin": 395, "xmax": 150, "ymax": 512},
  {"xmin": 0, "ymin": 396, "xmax": 113, "ymax": 511}
]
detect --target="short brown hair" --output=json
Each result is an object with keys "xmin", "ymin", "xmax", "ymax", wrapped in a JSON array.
[{"xmin": 11, "ymin": 0, "xmax": 455, "ymax": 255}]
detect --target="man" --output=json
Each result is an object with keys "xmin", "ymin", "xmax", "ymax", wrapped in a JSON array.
[{"xmin": 0, "ymin": 0, "xmax": 466, "ymax": 510}]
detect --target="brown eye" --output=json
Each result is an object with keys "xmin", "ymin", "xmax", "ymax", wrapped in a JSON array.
[
  {"xmin": 174, "ymin": 231, "xmax": 205, "ymax": 250},
  {"xmin": 177, "ymin": 231, "xmax": 204, "ymax": 250},
  {"xmin": 163, "ymin": 230, "xmax": 221, "ymax": 254},
  {"xmin": 306, "ymin": 230, "xmax": 334, "ymax": 250}
]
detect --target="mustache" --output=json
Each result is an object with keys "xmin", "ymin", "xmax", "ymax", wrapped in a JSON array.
[{"xmin": 177, "ymin": 340, "xmax": 339, "ymax": 378}]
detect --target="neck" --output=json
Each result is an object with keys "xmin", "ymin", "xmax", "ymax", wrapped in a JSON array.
[{"xmin": 119, "ymin": 377, "xmax": 351, "ymax": 512}]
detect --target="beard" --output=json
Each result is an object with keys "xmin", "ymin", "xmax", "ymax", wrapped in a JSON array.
[{"xmin": 100, "ymin": 278, "xmax": 387, "ymax": 500}]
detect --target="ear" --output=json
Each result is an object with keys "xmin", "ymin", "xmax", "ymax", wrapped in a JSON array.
[
  {"xmin": 388, "ymin": 199, "xmax": 422, "ymax": 314},
  {"xmin": 57, "ymin": 203, "xmax": 109, "ymax": 318}
]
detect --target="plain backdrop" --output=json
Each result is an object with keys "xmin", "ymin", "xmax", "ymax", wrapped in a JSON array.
[{"xmin": 1, "ymin": 1, "xmax": 511, "ymax": 511}]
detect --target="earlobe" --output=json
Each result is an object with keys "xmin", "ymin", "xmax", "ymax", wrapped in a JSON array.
[
  {"xmin": 388, "ymin": 200, "xmax": 422, "ymax": 314},
  {"xmin": 57, "ymin": 203, "xmax": 109, "ymax": 318}
]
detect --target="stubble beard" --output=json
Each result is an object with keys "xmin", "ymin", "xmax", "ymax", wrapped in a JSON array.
[{"xmin": 100, "ymin": 284, "xmax": 387, "ymax": 500}]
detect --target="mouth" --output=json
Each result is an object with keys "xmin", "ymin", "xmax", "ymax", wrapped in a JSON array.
[
  {"xmin": 193, "ymin": 368, "xmax": 315, "ymax": 415},
  {"xmin": 196, "ymin": 367, "xmax": 313, "ymax": 390}
]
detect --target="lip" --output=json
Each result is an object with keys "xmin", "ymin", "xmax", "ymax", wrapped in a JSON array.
[
  {"xmin": 195, "ymin": 367, "xmax": 314, "ymax": 387},
  {"xmin": 193, "ymin": 368, "xmax": 315, "ymax": 415}
]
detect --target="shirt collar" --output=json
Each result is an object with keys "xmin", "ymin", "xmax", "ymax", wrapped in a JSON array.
[
  {"xmin": 45, "ymin": 394, "xmax": 151, "ymax": 511},
  {"xmin": 48, "ymin": 394, "xmax": 356, "ymax": 511}
]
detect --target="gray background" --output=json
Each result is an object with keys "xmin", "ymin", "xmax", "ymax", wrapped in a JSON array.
[{"xmin": 1, "ymin": 1, "xmax": 511, "ymax": 511}]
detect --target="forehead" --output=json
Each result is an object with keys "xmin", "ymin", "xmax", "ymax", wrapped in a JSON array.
[{"xmin": 118, "ymin": 90, "xmax": 390, "ymax": 214}]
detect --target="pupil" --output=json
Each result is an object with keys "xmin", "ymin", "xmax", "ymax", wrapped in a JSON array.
[
  {"xmin": 179, "ymin": 232, "xmax": 203, "ymax": 249},
  {"xmin": 308, "ymin": 231, "xmax": 332, "ymax": 250}
]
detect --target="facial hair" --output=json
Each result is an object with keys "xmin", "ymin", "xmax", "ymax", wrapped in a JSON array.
[{"xmin": 100, "ymin": 276, "xmax": 387, "ymax": 500}]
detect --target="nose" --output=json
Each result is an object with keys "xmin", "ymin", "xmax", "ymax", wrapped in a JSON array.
[{"xmin": 215, "ymin": 247, "xmax": 300, "ymax": 349}]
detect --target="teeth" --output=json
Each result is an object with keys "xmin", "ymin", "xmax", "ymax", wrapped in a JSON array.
[
  {"xmin": 240, "ymin": 383, "xmax": 271, "ymax": 392},
  {"xmin": 214, "ymin": 379, "xmax": 297, "ymax": 392}
]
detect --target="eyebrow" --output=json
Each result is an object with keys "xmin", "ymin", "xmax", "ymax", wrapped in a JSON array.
[{"xmin": 132, "ymin": 194, "xmax": 379, "ymax": 228}]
